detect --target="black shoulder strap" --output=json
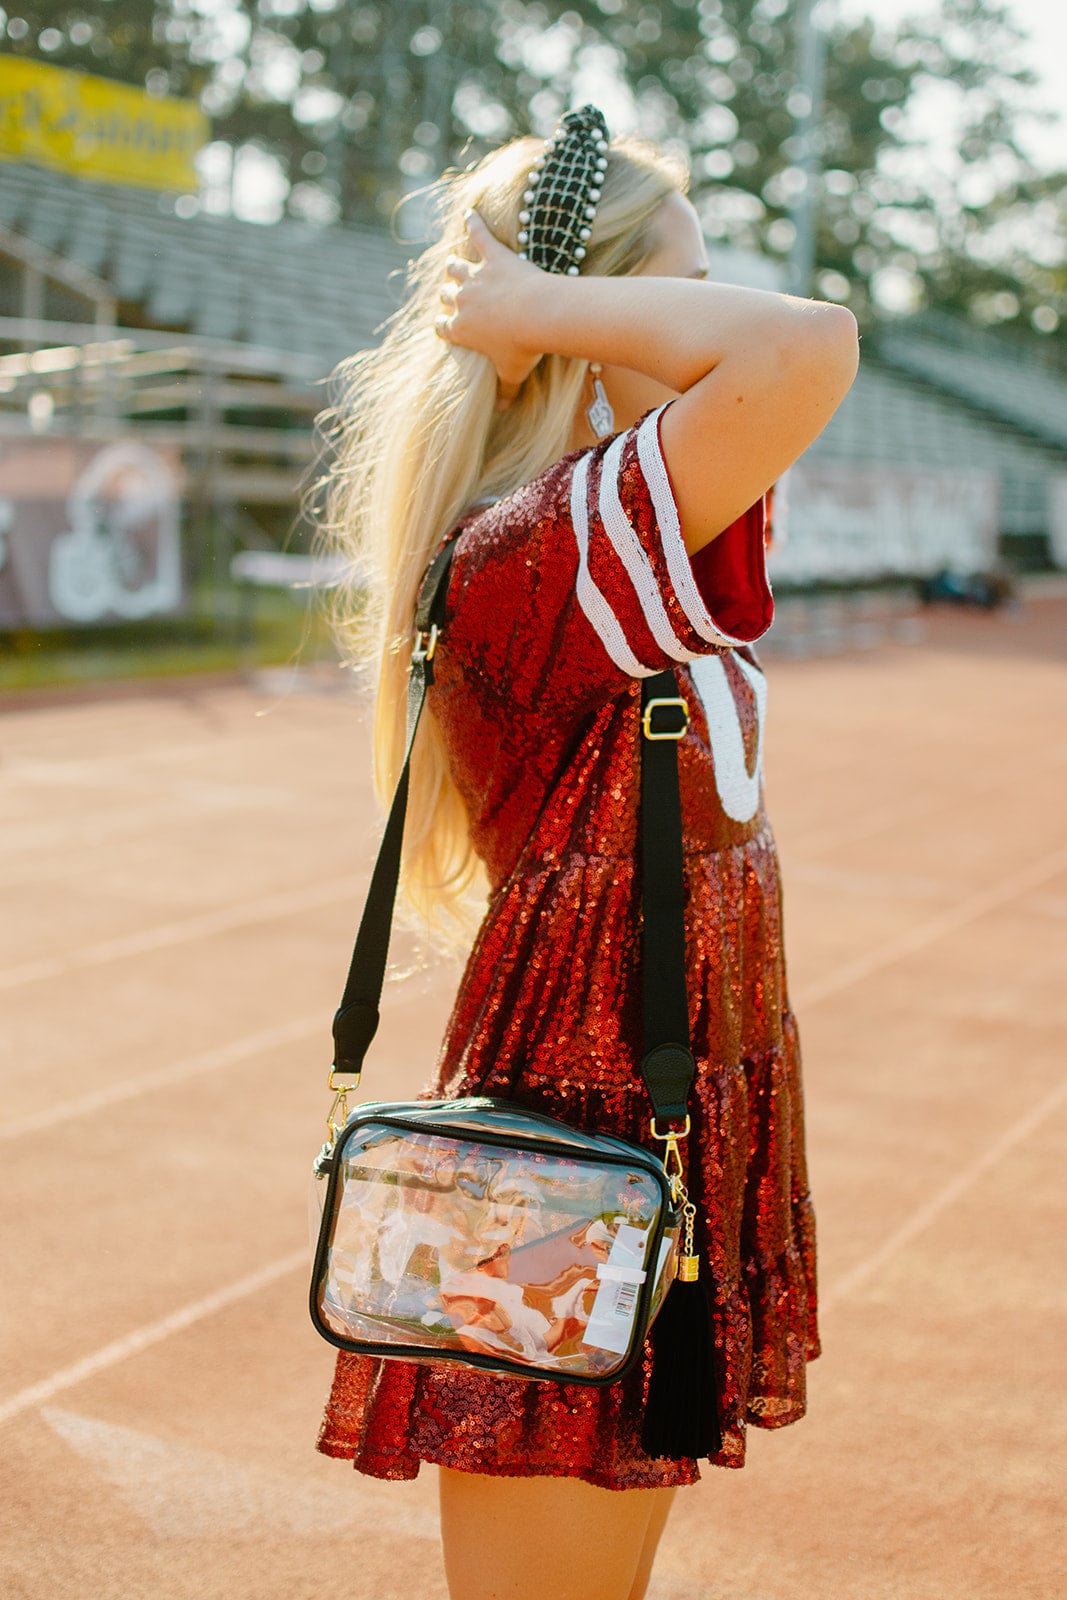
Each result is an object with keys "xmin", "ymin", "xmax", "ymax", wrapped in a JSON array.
[
  {"xmin": 330, "ymin": 538, "xmax": 456, "ymax": 1077},
  {"xmin": 331, "ymin": 548, "xmax": 695, "ymax": 1133},
  {"xmin": 638, "ymin": 676, "xmax": 696, "ymax": 1126}
]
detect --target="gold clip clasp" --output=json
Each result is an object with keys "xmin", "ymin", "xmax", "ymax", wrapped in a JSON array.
[
  {"xmin": 412, "ymin": 623, "xmax": 439, "ymax": 663},
  {"xmin": 326, "ymin": 1065, "xmax": 361, "ymax": 1140},
  {"xmin": 649, "ymin": 1114, "xmax": 690, "ymax": 1200},
  {"xmin": 642, "ymin": 697, "xmax": 689, "ymax": 741},
  {"xmin": 650, "ymin": 1115, "xmax": 700, "ymax": 1280}
]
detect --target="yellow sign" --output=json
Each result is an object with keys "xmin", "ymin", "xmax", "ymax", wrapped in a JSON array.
[{"xmin": 0, "ymin": 56, "xmax": 208, "ymax": 191}]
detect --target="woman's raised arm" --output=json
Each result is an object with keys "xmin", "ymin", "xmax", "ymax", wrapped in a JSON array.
[{"xmin": 441, "ymin": 210, "xmax": 859, "ymax": 555}]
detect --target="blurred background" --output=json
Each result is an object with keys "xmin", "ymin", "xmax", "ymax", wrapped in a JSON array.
[
  {"xmin": 0, "ymin": 0, "xmax": 1064, "ymax": 684},
  {"xmin": 2, "ymin": 12, "xmax": 1065, "ymax": 1600}
]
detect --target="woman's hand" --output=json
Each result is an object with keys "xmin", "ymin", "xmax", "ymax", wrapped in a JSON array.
[{"xmin": 436, "ymin": 211, "xmax": 547, "ymax": 407}]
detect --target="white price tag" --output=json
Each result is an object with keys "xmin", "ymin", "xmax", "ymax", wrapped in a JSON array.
[{"xmin": 583, "ymin": 1222, "xmax": 650, "ymax": 1355}]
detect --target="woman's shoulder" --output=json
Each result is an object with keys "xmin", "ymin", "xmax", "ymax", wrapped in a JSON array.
[{"xmin": 427, "ymin": 398, "xmax": 774, "ymax": 701}]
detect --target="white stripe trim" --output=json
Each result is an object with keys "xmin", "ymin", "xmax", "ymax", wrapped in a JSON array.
[
  {"xmin": 635, "ymin": 405, "xmax": 770, "ymax": 649},
  {"xmin": 597, "ymin": 432, "xmax": 698, "ymax": 665},
  {"xmin": 689, "ymin": 652, "xmax": 767, "ymax": 822},
  {"xmin": 569, "ymin": 452, "xmax": 657, "ymax": 678}
]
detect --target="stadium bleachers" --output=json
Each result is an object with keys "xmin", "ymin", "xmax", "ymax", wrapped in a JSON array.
[
  {"xmin": 813, "ymin": 358, "xmax": 1064, "ymax": 535},
  {"xmin": 1, "ymin": 158, "xmax": 1064, "ymax": 571},
  {"xmin": 875, "ymin": 311, "xmax": 1067, "ymax": 452},
  {"xmin": 0, "ymin": 160, "xmax": 408, "ymax": 364}
]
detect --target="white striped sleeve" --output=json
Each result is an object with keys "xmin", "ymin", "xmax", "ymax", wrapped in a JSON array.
[
  {"xmin": 568, "ymin": 404, "xmax": 774, "ymax": 678},
  {"xmin": 569, "ymin": 451, "xmax": 658, "ymax": 678}
]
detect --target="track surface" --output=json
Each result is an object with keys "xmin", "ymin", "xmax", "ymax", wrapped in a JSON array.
[{"xmin": 2, "ymin": 598, "xmax": 1063, "ymax": 1600}]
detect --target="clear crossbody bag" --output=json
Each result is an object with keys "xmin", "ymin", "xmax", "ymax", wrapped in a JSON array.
[{"xmin": 310, "ymin": 1101, "xmax": 678, "ymax": 1382}]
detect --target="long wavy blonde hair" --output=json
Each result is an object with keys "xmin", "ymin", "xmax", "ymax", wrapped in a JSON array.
[{"xmin": 309, "ymin": 130, "xmax": 688, "ymax": 948}]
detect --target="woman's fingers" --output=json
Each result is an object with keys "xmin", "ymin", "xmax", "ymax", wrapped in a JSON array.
[
  {"xmin": 435, "ymin": 272, "xmax": 460, "ymax": 341},
  {"xmin": 463, "ymin": 208, "xmax": 492, "ymax": 256},
  {"xmin": 438, "ymin": 251, "xmax": 474, "ymax": 335},
  {"xmin": 435, "ymin": 209, "xmax": 545, "ymax": 387}
]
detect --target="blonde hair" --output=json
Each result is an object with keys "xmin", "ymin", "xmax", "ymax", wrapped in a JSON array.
[{"xmin": 310, "ymin": 130, "xmax": 687, "ymax": 948}]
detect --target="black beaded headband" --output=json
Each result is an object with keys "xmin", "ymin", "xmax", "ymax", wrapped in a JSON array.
[{"xmin": 517, "ymin": 104, "xmax": 610, "ymax": 275}]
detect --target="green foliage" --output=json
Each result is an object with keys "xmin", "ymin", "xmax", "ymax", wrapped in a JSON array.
[
  {"xmin": 3, "ymin": 1, "xmax": 216, "ymax": 97},
  {"xmin": 4, "ymin": 0, "xmax": 1063, "ymax": 347}
]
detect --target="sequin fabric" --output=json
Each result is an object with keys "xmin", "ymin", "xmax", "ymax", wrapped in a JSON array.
[{"xmin": 318, "ymin": 405, "xmax": 818, "ymax": 1490}]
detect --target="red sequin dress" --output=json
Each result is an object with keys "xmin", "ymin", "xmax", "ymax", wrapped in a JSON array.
[{"xmin": 318, "ymin": 403, "xmax": 819, "ymax": 1490}]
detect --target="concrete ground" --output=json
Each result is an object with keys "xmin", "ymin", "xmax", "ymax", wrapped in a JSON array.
[{"xmin": 1, "ymin": 594, "xmax": 1063, "ymax": 1600}]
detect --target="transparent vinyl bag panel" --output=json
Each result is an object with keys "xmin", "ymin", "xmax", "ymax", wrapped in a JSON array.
[{"xmin": 313, "ymin": 1122, "xmax": 678, "ymax": 1380}]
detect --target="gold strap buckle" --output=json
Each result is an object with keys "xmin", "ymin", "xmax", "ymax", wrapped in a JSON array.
[
  {"xmin": 412, "ymin": 623, "xmax": 439, "ymax": 663},
  {"xmin": 642, "ymin": 697, "xmax": 689, "ymax": 741}
]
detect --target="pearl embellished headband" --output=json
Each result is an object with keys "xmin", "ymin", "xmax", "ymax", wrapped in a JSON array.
[{"xmin": 516, "ymin": 104, "xmax": 610, "ymax": 276}]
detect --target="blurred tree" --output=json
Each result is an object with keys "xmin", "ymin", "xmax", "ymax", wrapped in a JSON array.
[
  {"xmin": 814, "ymin": 0, "xmax": 1066, "ymax": 346},
  {"xmin": 3, "ymin": 0, "xmax": 1062, "ymax": 347},
  {"xmin": 0, "ymin": 1, "xmax": 218, "ymax": 98},
  {"xmin": 502, "ymin": 0, "xmax": 1065, "ymax": 346}
]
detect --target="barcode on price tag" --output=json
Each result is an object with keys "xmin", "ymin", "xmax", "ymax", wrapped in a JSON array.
[{"xmin": 583, "ymin": 1222, "xmax": 649, "ymax": 1354}]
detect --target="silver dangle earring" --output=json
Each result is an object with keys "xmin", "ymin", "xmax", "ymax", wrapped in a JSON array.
[{"xmin": 586, "ymin": 363, "xmax": 615, "ymax": 437}]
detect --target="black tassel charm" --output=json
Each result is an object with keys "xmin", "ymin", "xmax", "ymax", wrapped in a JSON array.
[{"xmin": 641, "ymin": 1190, "xmax": 721, "ymax": 1460}]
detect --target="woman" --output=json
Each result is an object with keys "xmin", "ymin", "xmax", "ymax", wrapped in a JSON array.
[{"xmin": 315, "ymin": 107, "xmax": 859, "ymax": 1600}]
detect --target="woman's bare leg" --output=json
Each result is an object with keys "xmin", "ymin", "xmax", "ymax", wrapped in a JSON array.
[
  {"xmin": 438, "ymin": 1466, "xmax": 676, "ymax": 1600},
  {"xmin": 627, "ymin": 1486, "xmax": 676, "ymax": 1600}
]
